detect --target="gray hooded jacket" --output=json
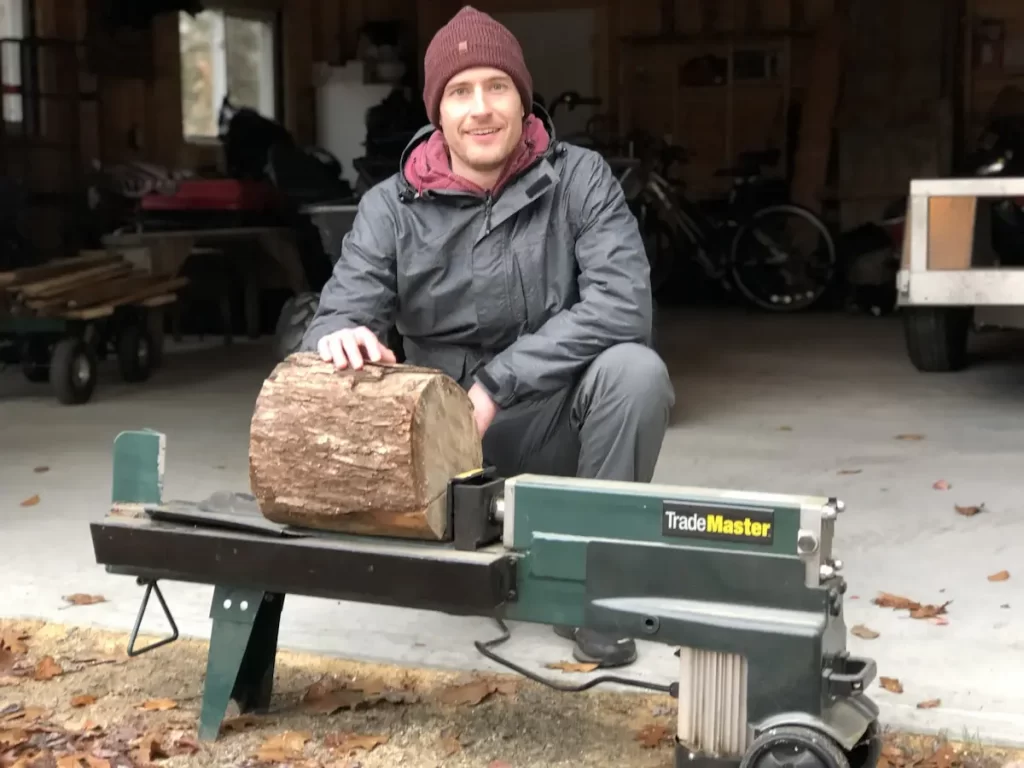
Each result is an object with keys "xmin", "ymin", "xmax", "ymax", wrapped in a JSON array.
[{"xmin": 299, "ymin": 115, "xmax": 652, "ymax": 409}]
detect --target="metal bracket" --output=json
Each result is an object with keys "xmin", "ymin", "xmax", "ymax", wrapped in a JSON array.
[{"xmin": 127, "ymin": 578, "xmax": 179, "ymax": 657}]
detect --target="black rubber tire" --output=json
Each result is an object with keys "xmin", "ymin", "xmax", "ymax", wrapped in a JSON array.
[
  {"xmin": 275, "ymin": 291, "xmax": 321, "ymax": 360},
  {"xmin": 729, "ymin": 203, "xmax": 838, "ymax": 313},
  {"xmin": 117, "ymin": 324, "xmax": 154, "ymax": 383},
  {"xmin": 740, "ymin": 725, "xmax": 850, "ymax": 768},
  {"xmin": 903, "ymin": 307, "xmax": 971, "ymax": 372},
  {"xmin": 50, "ymin": 337, "xmax": 97, "ymax": 405}
]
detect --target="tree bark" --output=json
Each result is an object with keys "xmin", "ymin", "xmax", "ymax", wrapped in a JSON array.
[{"xmin": 249, "ymin": 352, "xmax": 483, "ymax": 540}]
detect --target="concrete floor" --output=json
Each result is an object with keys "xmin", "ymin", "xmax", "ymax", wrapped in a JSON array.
[{"xmin": 2, "ymin": 308, "xmax": 1024, "ymax": 746}]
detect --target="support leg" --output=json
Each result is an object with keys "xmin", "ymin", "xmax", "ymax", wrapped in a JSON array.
[{"xmin": 198, "ymin": 587, "xmax": 284, "ymax": 741}]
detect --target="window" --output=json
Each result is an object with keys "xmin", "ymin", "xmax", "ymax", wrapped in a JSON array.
[
  {"xmin": 0, "ymin": 0, "xmax": 25, "ymax": 124},
  {"xmin": 179, "ymin": 8, "xmax": 278, "ymax": 141}
]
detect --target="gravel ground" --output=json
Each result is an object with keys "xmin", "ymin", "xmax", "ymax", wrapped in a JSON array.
[{"xmin": 2, "ymin": 618, "xmax": 1022, "ymax": 768}]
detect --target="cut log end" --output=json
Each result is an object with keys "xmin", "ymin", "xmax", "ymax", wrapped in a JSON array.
[{"xmin": 249, "ymin": 352, "xmax": 482, "ymax": 540}]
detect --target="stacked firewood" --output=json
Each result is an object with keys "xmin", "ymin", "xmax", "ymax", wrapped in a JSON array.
[{"xmin": 0, "ymin": 251, "xmax": 187, "ymax": 319}]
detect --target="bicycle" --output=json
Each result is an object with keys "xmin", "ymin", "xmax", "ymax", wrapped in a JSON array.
[{"xmin": 616, "ymin": 134, "xmax": 838, "ymax": 312}]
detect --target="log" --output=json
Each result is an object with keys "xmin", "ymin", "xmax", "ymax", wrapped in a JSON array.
[{"xmin": 249, "ymin": 352, "xmax": 483, "ymax": 540}]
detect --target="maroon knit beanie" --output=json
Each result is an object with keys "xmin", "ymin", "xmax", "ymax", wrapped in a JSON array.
[{"xmin": 422, "ymin": 6, "xmax": 533, "ymax": 127}]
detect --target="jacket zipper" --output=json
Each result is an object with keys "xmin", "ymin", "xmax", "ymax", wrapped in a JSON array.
[{"xmin": 484, "ymin": 192, "xmax": 493, "ymax": 234}]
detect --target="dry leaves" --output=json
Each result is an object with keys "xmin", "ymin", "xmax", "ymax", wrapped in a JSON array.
[
  {"xmin": 932, "ymin": 480, "xmax": 951, "ymax": 491},
  {"xmin": 851, "ymin": 625, "xmax": 879, "ymax": 640},
  {"xmin": 873, "ymin": 593, "xmax": 951, "ymax": 620},
  {"xmin": 299, "ymin": 674, "xmax": 419, "ymax": 716},
  {"xmin": 255, "ymin": 730, "xmax": 311, "ymax": 763},
  {"xmin": 988, "ymin": 570, "xmax": 1010, "ymax": 582},
  {"xmin": 19, "ymin": 495, "xmax": 40, "ymax": 508},
  {"xmin": 544, "ymin": 661, "xmax": 600, "ymax": 673},
  {"xmin": 137, "ymin": 698, "xmax": 177, "ymax": 712},
  {"xmin": 324, "ymin": 731, "xmax": 388, "ymax": 756},
  {"xmin": 917, "ymin": 699, "xmax": 941, "ymax": 709},
  {"xmin": 880, "ymin": 677, "xmax": 904, "ymax": 694},
  {"xmin": 62, "ymin": 595, "xmax": 106, "ymax": 608},
  {"xmin": 437, "ymin": 733, "xmax": 463, "ymax": 758},
  {"xmin": 33, "ymin": 656, "xmax": 62, "ymax": 681},
  {"xmin": 955, "ymin": 504, "xmax": 984, "ymax": 516},
  {"xmin": 69, "ymin": 695, "xmax": 98, "ymax": 708},
  {"xmin": 634, "ymin": 723, "xmax": 672, "ymax": 749}
]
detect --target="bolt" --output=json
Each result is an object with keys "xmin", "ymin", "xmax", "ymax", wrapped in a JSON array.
[
  {"xmin": 223, "ymin": 599, "xmax": 232, "ymax": 609},
  {"xmin": 820, "ymin": 564, "xmax": 836, "ymax": 581},
  {"xmin": 835, "ymin": 499, "xmax": 846, "ymax": 513},
  {"xmin": 831, "ymin": 558, "xmax": 844, "ymax": 572},
  {"xmin": 240, "ymin": 600, "xmax": 249, "ymax": 611},
  {"xmin": 821, "ymin": 505, "xmax": 837, "ymax": 521},
  {"xmin": 797, "ymin": 530, "xmax": 819, "ymax": 554}
]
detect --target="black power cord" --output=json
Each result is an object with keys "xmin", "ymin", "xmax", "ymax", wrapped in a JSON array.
[{"xmin": 473, "ymin": 618, "xmax": 678, "ymax": 697}]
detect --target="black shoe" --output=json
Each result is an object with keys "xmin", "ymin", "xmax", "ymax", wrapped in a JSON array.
[{"xmin": 552, "ymin": 625, "xmax": 638, "ymax": 668}]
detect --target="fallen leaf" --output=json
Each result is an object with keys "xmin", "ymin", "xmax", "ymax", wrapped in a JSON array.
[
  {"xmin": 873, "ymin": 592, "xmax": 951, "ymax": 620},
  {"xmin": 488, "ymin": 762, "xmax": 513, "ymax": 768},
  {"xmin": 69, "ymin": 695, "xmax": 98, "ymax": 708},
  {"xmin": 65, "ymin": 718, "xmax": 104, "ymax": 733},
  {"xmin": 167, "ymin": 731, "xmax": 201, "ymax": 756},
  {"xmin": 436, "ymin": 679, "xmax": 495, "ymax": 707},
  {"xmin": 955, "ymin": 503, "xmax": 985, "ymax": 516},
  {"xmin": 325, "ymin": 731, "xmax": 388, "ymax": 755},
  {"xmin": 492, "ymin": 679, "xmax": 520, "ymax": 696},
  {"xmin": 933, "ymin": 617, "xmax": 950, "ymax": 626},
  {"xmin": 635, "ymin": 723, "xmax": 672, "ymax": 748},
  {"xmin": 917, "ymin": 699, "xmax": 941, "ymax": 709},
  {"xmin": 928, "ymin": 743, "xmax": 958, "ymax": 768},
  {"xmin": 62, "ymin": 594, "xmax": 106, "ymax": 607},
  {"xmin": 851, "ymin": 625, "xmax": 879, "ymax": 639},
  {"xmin": 301, "ymin": 688, "xmax": 369, "ymax": 715},
  {"xmin": 544, "ymin": 661, "xmax": 600, "ymax": 673},
  {"xmin": 910, "ymin": 601, "xmax": 951, "ymax": 619},
  {"xmin": 932, "ymin": 480, "xmax": 951, "ymax": 491},
  {"xmin": 132, "ymin": 732, "xmax": 170, "ymax": 765},
  {"xmin": 988, "ymin": 570, "xmax": 1010, "ymax": 582},
  {"xmin": 138, "ymin": 698, "xmax": 177, "ymax": 711},
  {"xmin": 0, "ymin": 728, "xmax": 29, "ymax": 748},
  {"xmin": 255, "ymin": 730, "xmax": 311, "ymax": 763},
  {"xmin": 895, "ymin": 434, "xmax": 924, "ymax": 441},
  {"xmin": 837, "ymin": 469, "xmax": 862, "ymax": 475},
  {"xmin": 19, "ymin": 495, "xmax": 40, "ymax": 507},
  {"xmin": 57, "ymin": 756, "xmax": 111, "ymax": 768},
  {"xmin": 33, "ymin": 656, "xmax": 62, "ymax": 680},
  {"xmin": 0, "ymin": 632, "xmax": 29, "ymax": 655},
  {"xmin": 880, "ymin": 677, "xmax": 903, "ymax": 693}
]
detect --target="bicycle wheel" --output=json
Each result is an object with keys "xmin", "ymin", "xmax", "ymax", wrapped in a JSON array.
[{"xmin": 729, "ymin": 203, "xmax": 837, "ymax": 312}]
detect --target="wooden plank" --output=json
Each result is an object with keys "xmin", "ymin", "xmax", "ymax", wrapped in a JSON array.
[
  {"xmin": 24, "ymin": 263, "xmax": 135, "ymax": 299},
  {"xmin": 0, "ymin": 252, "xmax": 121, "ymax": 288},
  {"xmin": 928, "ymin": 197, "xmax": 978, "ymax": 270},
  {"xmin": 12, "ymin": 262, "xmax": 130, "ymax": 298},
  {"xmin": 62, "ymin": 277, "xmax": 189, "ymax": 319}
]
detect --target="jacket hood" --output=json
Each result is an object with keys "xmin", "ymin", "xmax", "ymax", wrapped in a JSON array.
[{"xmin": 398, "ymin": 103, "xmax": 559, "ymax": 199}]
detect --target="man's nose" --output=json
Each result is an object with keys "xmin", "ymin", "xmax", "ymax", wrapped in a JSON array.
[{"xmin": 470, "ymin": 86, "xmax": 489, "ymax": 115}]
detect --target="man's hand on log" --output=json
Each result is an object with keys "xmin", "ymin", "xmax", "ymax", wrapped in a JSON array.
[
  {"xmin": 467, "ymin": 382, "xmax": 497, "ymax": 436},
  {"xmin": 317, "ymin": 327, "xmax": 397, "ymax": 370}
]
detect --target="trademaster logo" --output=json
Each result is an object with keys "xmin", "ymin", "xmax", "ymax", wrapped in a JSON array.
[{"xmin": 662, "ymin": 501, "xmax": 774, "ymax": 545}]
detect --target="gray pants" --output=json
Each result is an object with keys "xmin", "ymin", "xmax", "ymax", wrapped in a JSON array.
[{"xmin": 481, "ymin": 343, "xmax": 675, "ymax": 482}]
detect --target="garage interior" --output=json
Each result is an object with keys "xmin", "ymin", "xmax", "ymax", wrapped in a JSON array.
[{"xmin": 2, "ymin": 0, "xmax": 1024, "ymax": 749}]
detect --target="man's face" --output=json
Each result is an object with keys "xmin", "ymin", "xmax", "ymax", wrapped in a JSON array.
[{"xmin": 438, "ymin": 67, "xmax": 524, "ymax": 175}]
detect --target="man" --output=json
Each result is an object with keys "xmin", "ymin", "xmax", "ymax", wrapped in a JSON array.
[{"xmin": 301, "ymin": 5, "xmax": 676, "ymax": 668}]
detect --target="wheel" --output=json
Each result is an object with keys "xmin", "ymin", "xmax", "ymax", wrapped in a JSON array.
[
  {"xmin": 117, "ymin": 323, "xmax": 155, "ymax": 383},
  {"xmin": 740, "ymin": 726, "xmax": 850, "ymax": 768},
  {"xmin": 729, "ymin": 204, "xmax": 838, "ymax": 312},
  {"xmin": 275, "ymin": 291, "xmax": 321, "ymax": 360},
  {"xmin": 902, "ymin": 307, "xmax": 971, "ymax": 372},
  {"xmin": 50, "ymin": 337, "xmax": 97, "ymax": 405}
]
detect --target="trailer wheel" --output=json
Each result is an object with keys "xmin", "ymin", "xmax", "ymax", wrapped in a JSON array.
[
  {"xmin": 117, "ymin": 324, "xmax": 154, "ymax": 383},
  {"xmin": 903, "ymin": 307, "xmax": 972, "ymax": 372},
  {"xmin": 50, "ymin": 337, "xmax": 97, "ymax": 405},
  {"xmin": 275, "ymin": 291, "xmax": 321, "ymax": 359}
]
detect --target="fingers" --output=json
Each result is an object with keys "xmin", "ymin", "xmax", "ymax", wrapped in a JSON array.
[{"xmin": 318, "ymin": 327, "xmax": 394, "ymax": 370}]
